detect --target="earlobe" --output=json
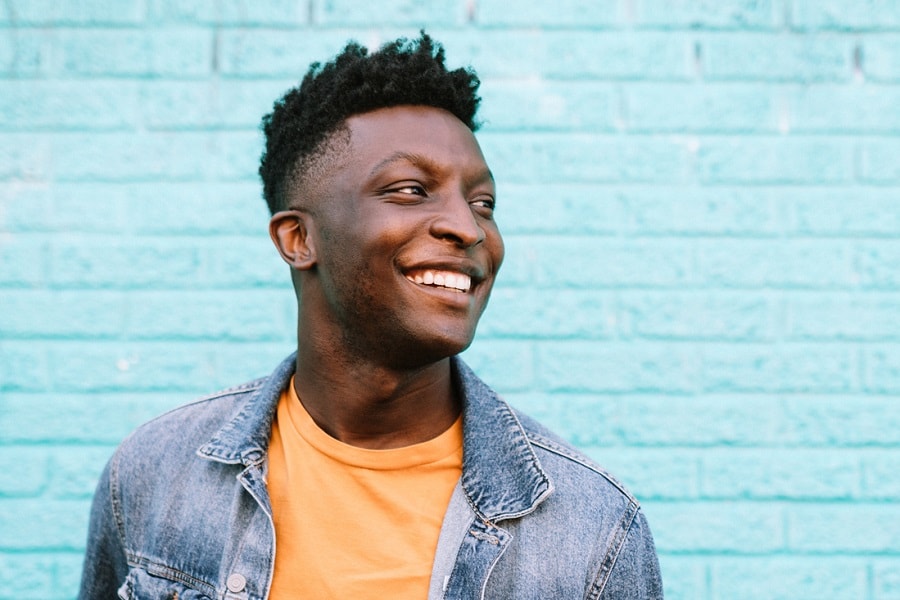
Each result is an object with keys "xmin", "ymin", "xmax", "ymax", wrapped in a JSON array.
[{"xmin": 269, "ymin": 210, "xmax": 317, "ymax": 270}]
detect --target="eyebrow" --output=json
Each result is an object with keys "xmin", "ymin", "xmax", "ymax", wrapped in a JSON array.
[{"xmin": 368, "ymin": 151, "xmax": 494, "ymax": 184}]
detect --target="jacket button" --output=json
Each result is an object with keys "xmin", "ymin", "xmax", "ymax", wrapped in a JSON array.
[{"xmin": 226, "ymin": 573, "xmax": 246, "ymax": 593}]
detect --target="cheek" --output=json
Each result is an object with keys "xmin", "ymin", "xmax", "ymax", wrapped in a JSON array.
[{"xmin": 487, "ymin": 226, "xmax": 505, "ymax": 270}]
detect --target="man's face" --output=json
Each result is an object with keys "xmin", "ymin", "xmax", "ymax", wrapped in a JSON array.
[{"xmin": 300, "ymin": 105, "xmax": 504, "ymax": 368}]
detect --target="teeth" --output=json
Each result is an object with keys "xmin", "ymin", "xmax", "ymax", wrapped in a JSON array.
[{"xmin": 405, "ymin": 270, "xmax": 472, "ymax": 292}]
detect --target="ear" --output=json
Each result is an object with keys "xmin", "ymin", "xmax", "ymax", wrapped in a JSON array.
[{"xmin": 269, "ymin": 210, "xmax": 317, "ymax": 270}]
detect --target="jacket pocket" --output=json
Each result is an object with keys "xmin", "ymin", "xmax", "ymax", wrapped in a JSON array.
[{"xmin": 117, "ymin": 568, "xmax": 213, "ymax": 600}]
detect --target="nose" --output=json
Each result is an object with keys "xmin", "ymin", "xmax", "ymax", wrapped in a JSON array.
[{"xmin": 429, "ymin": 194, "xmax": 485, "ymax": 248}]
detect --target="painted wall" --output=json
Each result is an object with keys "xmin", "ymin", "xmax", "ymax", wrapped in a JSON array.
[{"xmin": 2, "ymin": 1, "xmax": 899, "ymax": 598}]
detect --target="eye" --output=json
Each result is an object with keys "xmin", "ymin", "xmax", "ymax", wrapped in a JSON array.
[
  {"xmin": 471, "ymin": 196, "xmax": 496, "ymax": 213},
  {"xmin": 389, "ymin": 184, "xmax": 427, "ymax": 196}
]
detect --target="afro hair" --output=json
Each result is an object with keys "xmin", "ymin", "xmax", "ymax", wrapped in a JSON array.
[{"xmin": 258, "ymin": 32, "xmax": 482, "ymax": 214}]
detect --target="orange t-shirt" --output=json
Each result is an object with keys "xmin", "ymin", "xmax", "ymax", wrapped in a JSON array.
[{"xmin": 266, "ymin": 377, "xmax": 463, "ymax": 599}]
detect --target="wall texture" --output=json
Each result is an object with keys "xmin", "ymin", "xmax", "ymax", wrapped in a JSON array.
[{"xmin": 2, "ymin": 1, "xmax": 900, "ymax": 598}]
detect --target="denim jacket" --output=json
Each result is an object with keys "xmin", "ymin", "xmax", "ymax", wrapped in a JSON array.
[{"xmin": 79, "ymin": 354, "xmax": 663, "ymax": 599}]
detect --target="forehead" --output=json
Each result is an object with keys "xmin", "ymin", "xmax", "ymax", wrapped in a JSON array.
[{"xmin": 343, "ymin": 105, "xmax": 489, "ymax": 177}]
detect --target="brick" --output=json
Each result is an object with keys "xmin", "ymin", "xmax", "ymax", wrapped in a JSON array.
[
  {"xmin": 788, "ymin": 504, "xmax": 900, "ymax": 552},
  {"xmin": 0, "ymin": 0, "xmax": 142, "ymax": 25},
  {"xmin": 56, "ymin": 30, "xmax": 211, "ymax": 77},
  {"xmin": 0, "ymin": 393, "xmax": 186, "ymax": 444},
  {"xmin": 479, "ymin": 133, "xmax": 689, "ymax": 184},
  {"xmin": 47, "ymin": 237, "xmax": 205, "ymax": 289},
  {"xmin": 46, "ymin": 446, "xmax": 113, "ymax": 499},
  {"xmin": 204, "ymin": 236, "xmax": 291, "ymax": 288},
  {"xmin": 493, "ymin": 184, "xmax": 623, "ymax": 235},
  {"xmin": 790, "ymin": 190, "xmax": 900, "ymax": 235},
  {"xmin": 789, "ymin": 84, "xmax": 900, "ymax": 133},
  {"xmin": 476, "ymin": 0, "xmax": 621, "ymax": 27},
  {"xmin": 583, "ymin": 448, "xmax": 700, "ymax": 500},
  {"xmin": 47, "ymin": 341, "xmax": 219, "ymax": 393},
  {"xmin": 620, "ymin": 291, "xmax": 776, "ymax": 341},
  {"xmin": 0, "ymin": 29, "xmax": 47, "ymax": 76},
  {"xmin": 478, "ymin": 289, "xmax": 613, "ymax": 339},
  {"xmin": 866, "ymin": 35, "xmax": 900, "ymax": 82},
  {"xmin": 51, "ymin": 133, "xmax": 218, "ymax": 182},
  {"xmin": 874, "ymin": 560, "xmax": 900, "ymax": 600},
  {"xmin": 701, "ymin": 344, "xmax": 856, "ymax": 393},
  {"xmin": 792, "ymin": 0, "xmax": 900, "ymax": 31},
  {"xmin": 53, "ymin": 553, "xmax": 85, "ymax": 600},
  {"xmin": 0, "ymin": 234, "xmax": 46, "ymax": 287},
  {"xmin": 217, "ymin": 30, "xmax": 353, "ymax": 77},
  {"xmin": 694, "ymin": 239, "xmax": 856, "ymax": 288},
  {"xmin": 0, "ymin": 447, "xmax": 48, "ymax": 497},
  {"xmin": 0, "ymin": 81, "xmax": 137, "ymax": 131},
  {"xmin": 0, "ymin": 553, "xmax": 57, "ymax": 599},
  {"xmin": 0, "ymin": 135, "xmax": 51, "ymax": 181},
  {"xmin": 510, "ymin": 393, "xmax": 780, "ymax": 446},
  {"xmin": 122, "ymin": 182, "xmax": 269, "ymax": 235},
  {"xmin": 655, "ymin": 556, "xmax": 707, "ymax": 600},
  {"xmin": 478, "ymin": 81, "xmax": 618, "ymax": 132},
  {"xmin": 0, "ymin": 341, "xmax": 48, "ymax": 391},
  {"xmin": 620, "ymin": 187, "xmax": 781, "ymax": 235},
  {"xmin": 0, "ymin": 184, "xmax": 53, "ymax": 232},
  {"xmin": 626, "ymin": 83, "xmax": 779, "ymax": 132},
  {"xmin": 529, "ymin": 237, "xmax": 692, "ymax": 288},
  {"xmin": 634, "ymin": 0, "xmax": 779, "ymax": 30},
  {"xmin": 861, "ymin": 140, "xmax": 900, "ymax": 183},
  {"xmin": 124, "ymin": 290, "xmax": 292, "ymax": 341},
  {"xmin": 46, "ymin": 184, "xmax": 127, "ymax": 233},
  {"xmin": 0, "ymin": 499, "xmax": 90, "ymax": 550},
  {"xmin": 858, "ymin": 241, "xmax": 900, "ymax": 288},
  {"xmin": 459, "ymin": 340, "xmax": 534, "ymax": 393},
  {"xmin": 210, "ymin": 131, "xmax": 266, "ymax": 180},
  {"xmin": 778, "ymin": 396, "xmax": 900, "ymax": 446},
  {"xmin": 440, "ymin": 30, "xmax": 692, "ymax": 80},
  {"xmin": 148, "ymin": 0, "xmax": 309, "ymax": 25},
  {"xmin": 701, "ymin": 449, "xmax": 859, "ymax": 499},
  {"xmin": 544, "ymin": 31, "xmax": 693, "ymax": 80},
  {"xmin": 315, "ymin": 0, "xmax": 464, "ymax": 25},
  {"xmin": 46, "ymin": 341, "xmax": 289, "ymax": 395},
  {"xmin": 140, "ymin": 80, "xmax": 290, "ymax": 130},
  {"xmin": 203, "ymin": 342, "xmax": 298, "ymax": 390},
  {"xmin": 866, "ymin": 345, "xmax": 900, "ymax": 393},
  {"xmin": 0, "ymin": 290, "xmax": 126, "ymax": 338},
  {"xmin": 702, "ymin": 33, "xmax": 853, "ymax": 81},
  {"xmin": 862, "ymin": 453, "xmax": 900, "ymax": 499},
  {"xmin": 650, "ymin": 501, "xmax": 784, "ymax": 552},
  {"xmin": 787, "ymin": 293, "xmax": 900, "ymax": 341},
  {"xmin": 710, "ymin": 557, "xmax": 866, "ymax": 600},
  {"xmin": 696, "ymin": 138, "xmax": 854, "ymax": 184},
  {"xmin": 537, "ymin": 342, "xmax": 698, "ymax": 393},
  {"xmin": 491, "ymin": 236, "xmax": 534, "ymax": 287}
]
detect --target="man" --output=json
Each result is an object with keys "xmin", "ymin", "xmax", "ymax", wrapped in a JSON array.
[{"xmin": 79, "ymin": 33, "xmax": 663, "ymax": 599}]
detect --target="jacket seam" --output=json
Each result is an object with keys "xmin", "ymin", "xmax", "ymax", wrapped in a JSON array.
[
  {"xmin": 583, "ymin": 500, "xmax": 640, "ymax": 600},
  {"xmin": 525, "ymin": 433, "xmax": 637, "ymax": 505},
  {"xmin": 108, "ymin": 450, "xmax": 128, "ymax": 561},
  {"xmin": 124, "ymin": 554, "xmax": 218, "ymax": 598}
]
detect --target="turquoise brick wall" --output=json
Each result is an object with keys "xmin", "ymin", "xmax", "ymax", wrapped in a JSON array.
[{"xmin": 1, "ymin": 1, "xmax": 899, "ymax": 598}]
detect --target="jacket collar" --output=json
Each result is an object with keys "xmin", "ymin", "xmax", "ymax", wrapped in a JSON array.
[{"xmin": 198, "ymin": 353, "xmax": 552, "ymax": 521}]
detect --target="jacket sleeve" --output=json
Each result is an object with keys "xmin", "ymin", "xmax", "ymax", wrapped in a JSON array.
[
  {"xmin": 78, "ymin": 458, "xmax": 129, "ymax": 599},
  {"xmin": 598, "ymin": 509, "xmax": 664, "ymax": 599}
]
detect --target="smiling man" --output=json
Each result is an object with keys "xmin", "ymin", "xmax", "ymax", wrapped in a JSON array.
[{"xmin": 79, "ymin": 34, "xmax": 663, "ymax": 599}]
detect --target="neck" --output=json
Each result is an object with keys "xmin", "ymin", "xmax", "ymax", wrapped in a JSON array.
[{"xmin": 293, "ymin": 332, "xmax": 461, "ymax": 450}]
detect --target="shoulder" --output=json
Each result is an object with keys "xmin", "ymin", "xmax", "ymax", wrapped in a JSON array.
[
  {"xmin": 108, "ymin": 376, "xmax": 268, "ymax": 481},
  {"xmin": 512, "ymin": 407, "xmax": 639, "ymax": 507}
]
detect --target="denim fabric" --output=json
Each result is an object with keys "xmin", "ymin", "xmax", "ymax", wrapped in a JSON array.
[{"xmin": 79, "ymin": 354, "xmax": 663, "ymax": 599}]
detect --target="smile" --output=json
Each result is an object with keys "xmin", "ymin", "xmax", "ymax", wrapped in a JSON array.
[{"xmin": 404, "ymin": 269, "xmax": 472, "ymax": 293}]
